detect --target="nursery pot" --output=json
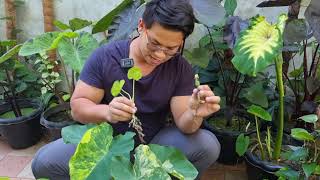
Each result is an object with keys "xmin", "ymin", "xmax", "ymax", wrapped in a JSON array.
[
  {"xmin": 244, "ymin": 151, "xmax": 282, "ymax": 180},
  {"xmin": 40, "ymin": 103, "xmax": 77, "ymax": 141},
  {"xmin": 203, "ymin": 110, "xmax": 255, "ymax": 165},
  {"xmin": 0, "ymin": 99, "xmax": 43, "ymax": 149}
]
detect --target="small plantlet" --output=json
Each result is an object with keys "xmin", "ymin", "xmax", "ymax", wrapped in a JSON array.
[
  {"xmin": 111, "ymin": 66, "xmax": 145, "ymax": 143},
  {"xmin": 192, "ymin": 74, "xmax": 205, "ymax": 113}
]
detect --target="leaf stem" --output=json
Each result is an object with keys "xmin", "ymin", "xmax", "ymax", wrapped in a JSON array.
[{"xmin": 255, "ymin": 116, "xmax": 265, "ymax": 160}]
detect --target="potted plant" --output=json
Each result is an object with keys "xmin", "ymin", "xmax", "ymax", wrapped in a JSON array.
[
  {"xmin": 0, "ymin": 40, "xmax": 43, "ymax": 149},
  {"xmin": 232, "ymin": 12, "xmax": 289, "ymax": 179},
  {"xmin": 19, "ymin": 18, "xmax": 98, "ymax": 141}
]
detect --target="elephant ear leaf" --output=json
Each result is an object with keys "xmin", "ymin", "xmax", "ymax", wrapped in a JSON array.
[{"xmin": 231, "ymin": 14, "xmax": 287, "ymax": 76}]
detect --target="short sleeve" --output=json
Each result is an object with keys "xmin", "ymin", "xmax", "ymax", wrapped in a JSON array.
[
  {"xmin": 79, "ymin": 46, "xmax": 105, "ymax": 89},
  {"xmin": 172, "ymin": 56, "xmax": 195, "ymax": 96}
]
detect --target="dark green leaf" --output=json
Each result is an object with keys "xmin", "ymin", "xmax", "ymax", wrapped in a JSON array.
[
  {"xmin": 281, "ymin": 147, "xmax": 308, "ymax": 161},
  {"xmin": 92, "ymin": 0, "xmax": 134, "ymax": 34},
  {"xmin": 302, "ymin": 163, "xmax": 317, "ymax": 177},
  {"xmin": 244, "ymin": 83, "xmax": 268, "ymax": 108},
  {"xmin": 314, "ymin": 165, "xmax": 320, "ymax": 175},
  {"xmin": 284, "ymin": 19, "xmax": 309, "ymax": 44},
  {"xmin": 236, "ymin": 133, "xmax": 250, "ymax": 156},
  {"xmin": 190, "ymin": 0, "xmax": 226, "ymax": 27},
  {"xmin": 247, "ymin": 105, "xmax": 272, "ymax": 121},
  {"xmin": 275, "ymin": 167, "xmax": 299, "ymax": 180},
  {"xmin": 224, "ymin": 0, "xmax": 237, "ymax": 16},
  {"xmin": 111, "ymin": 156, "xmax": 135, "ymax": 179},
  {"xmin": 15, "ymin": 81, "xmax": 27, "ymax": 93},
  {"xmin": 291, "ymin": 128, "xmax": 314, "ymax": 141},
  {"xmin": 184, "ymin": 48, "xmax": 210, "ymax": 68},
  {"xmin": 69, "ymin": 18, "xmax": 92, "ymax": 32}
]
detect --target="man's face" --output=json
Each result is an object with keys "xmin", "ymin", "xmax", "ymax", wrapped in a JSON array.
[{"xmin": 138, "ymin": 21, "xmax": 184, "ymax": 66}]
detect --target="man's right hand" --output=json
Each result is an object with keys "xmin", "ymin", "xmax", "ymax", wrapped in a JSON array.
[{"xmin": 106, "ymin": 97, "xmax": 137, "ymax": 123}]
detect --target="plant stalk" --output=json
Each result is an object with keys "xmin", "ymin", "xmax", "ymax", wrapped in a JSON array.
[
  {"xmin": 255, "ymin": 116, "xmax": 265, "ymax": 160},
  {"xmin": 273, "ymin": 55, "xmax": 284, "ymax": 160}
]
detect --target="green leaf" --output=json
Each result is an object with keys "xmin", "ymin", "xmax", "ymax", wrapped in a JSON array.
[
  {"xmin": 184, "ymin": 48, "xmax": 210, "ymax": 68},
  {"xmin": 190, "ymin": 0, "xmax": 226, "ymax": 27},
  {"xmin": 111, "ymin": 156, "xmax": 135, "ymax": 179},
  {"xmin": 149, "ymin": 144, "xmax": 198, "ymax": 179},
  {"xmin": 92, "ymin": 0, "xmax": 134, "ymax": 34},
  {"xmin": 111, "ymin": 80, "xmax": 125, "ymax": 97},
  {"xmin": 19, "ymin": 32, "xmax": 60, "ymax": 56},
  {"xmin": 244, "ymin": 83, "xmax": 268, "ymax": 108},
  {"xmin": 247, "ymin": 105, "xmax": 272, "ymax": 121},
  {"xmin": 69, "ymin": 123, "xmax": 135, "ymax": 180},
  {"xmin": 275, "ymin": 167, "xmax": 299, "ymax": 180},
  {"xmin": 0, "ymin": 40, "xmax": 16, "ymax": 47},
  {"xmin": 53, "ymin": 20, "xmax": 70, "ymax": 30},
  {"xmin": 298, "ymin": 114, "xmax": 318, "ymax": 123},
  {"xmin": 224, "ymin": 0, "xmax": 237, "ymax": 16},
  {"xmin": 314, "ymin": 165, "xmax": 320, "ymax": 175},
  {"xmin": 0, "ymin": 44, "xmax": 22, "ymax": 64},
  {"xmin": 62, "ymin": 124, "xmax": 97, "ymax": 144},
  {"xmin": 69, "ymin": 18, "xmax": 92, "ymax": 32},
  {"xmin": 50, "ymin": 32, "xmax": 79, "ymax": 50},
  {"xmin": 231, "ymin": 14, "xmax": 288, "ymax": 76},
  {"xmin": 281, "ymin": 147, "xmax": 308, "ymax": 161},
  {"xmin": 58, "ymin": 32, "xmax": 98, "ymax": 73},
  {"xmin": 291, "ymin": 128, "xmax": 314, "ymax": 141},
  {"xmin": 133, "ymin": 145, "xmax": 171, "ymax": 180},
  {"xmin": 127, "ymin": 66, "xmax": 142, "ymax": 81},
  {"xmin": 236, "ymin": 133, "xmax": 250, "ymax": 156},
  {"xmin": 62, "ymin": 94, "xmax": 70, "ymax": 101},
  {"xmin": 283, "ymin": 19, "xmax": 308, "ymax": 44},
  {"xmin": 16, "ymin": 81, "xmax": 27, "ymax": 93},
  {"xmin": 289, "ymin": 65, "xmax": 303, "ymax": 78},
  {"xmin": 302, "ymin": 163, "xmax": 317, "ymax": 177}
]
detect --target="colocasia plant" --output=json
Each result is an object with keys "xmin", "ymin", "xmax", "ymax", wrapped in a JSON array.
[{"xmin": 111, "ymin": 66, "xmax": 145, "ymax": 143}]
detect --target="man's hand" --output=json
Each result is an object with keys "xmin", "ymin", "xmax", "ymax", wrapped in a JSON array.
[
  {"xmin": 189, "ymin": 85, "xmax": 220, "ymax": 118},
  {"xmin": 106, "ymin": 97, "xmax": 137, "ymax": 123}
]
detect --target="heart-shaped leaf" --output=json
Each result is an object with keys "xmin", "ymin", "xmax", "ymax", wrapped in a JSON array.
[
  {"xmin": 127, "ymin": 66, "xmax": 142, "ymax": 81},
  {"xmin": 291, "ymin": 128, "xmax": 314, "ymax": 141},
  {"xmin": 236, "ymin": 133, "xmax": 250, "ymax": 156},
  {"xmin": 111, "ymin": 80, "xmax": 125, "ymax": 97},
  {"xmin": 302, "ymin": 163, "xmax": 317, "ymax": 177},
  {"xmin": 244, "ymin": 83, "xmax": 268, "ymax": 108},
  {"xmin": 231, "ymin": 14, "xmax": 288, "ymax": 76},
  {"xmin": 247, "ymin": 105, "xmax": 272, "ymax": 121}
]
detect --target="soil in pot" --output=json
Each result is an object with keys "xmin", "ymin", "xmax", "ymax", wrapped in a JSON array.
[
  {"xmin": 0, "ymin": 99, "xmax": 43, "ymax": 149},
  {"xmin": 204, "ymin": 114, "xmax": 255, "ymax": 165}
]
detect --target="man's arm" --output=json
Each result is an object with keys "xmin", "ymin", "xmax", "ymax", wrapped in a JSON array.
[
  {"xmin": 171, "ymin": 85, "xmax": 220, "ymax": 134},
  {"xmin": 71, "ymin": 80, "xmax": 136, "ymax": 124}
]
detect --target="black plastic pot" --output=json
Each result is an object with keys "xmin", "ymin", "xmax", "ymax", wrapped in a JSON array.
[
  {"xmin": 245, "ymin": 151, "xmax": 282, "ymax": 180},
  {"xmin": 40, "ymin": 103, "xmax": 77, "ymax": 141},
  {"xmin": 0, "ymin": 99, "xmax": 43, "ymax": 149},
  {"xmin": 203, "ymin": 120, "xmax": 254, "ymax": 165}
]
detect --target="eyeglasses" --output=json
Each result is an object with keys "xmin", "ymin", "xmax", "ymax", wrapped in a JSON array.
[{"xmin": 145, "ymin": 31, "xmax": 181, "ymax": 57}]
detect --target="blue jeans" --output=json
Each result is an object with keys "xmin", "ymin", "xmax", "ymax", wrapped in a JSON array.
[{"xmin": 32, "ymin": 126, "xmax": 220, "ymax": 180}]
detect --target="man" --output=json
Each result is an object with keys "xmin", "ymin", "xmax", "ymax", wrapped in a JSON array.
[{"xmin": 32, "ymin": 0, "xmax": 221, "ymax": 179}]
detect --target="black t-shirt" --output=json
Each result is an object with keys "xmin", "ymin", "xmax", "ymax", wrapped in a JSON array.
[{"xmin": 80, "ymin": 39, "xmax": 194, "ymax": 143}]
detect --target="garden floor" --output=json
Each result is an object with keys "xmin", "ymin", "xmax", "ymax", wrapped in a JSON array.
[{"xmin": 0, "ymin": 135, "xmax": 247, "ymax": 180}]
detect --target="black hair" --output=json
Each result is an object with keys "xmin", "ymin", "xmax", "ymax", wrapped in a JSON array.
[{"xmin": 142, "ymin": 0, "xmax": 195, "ymax": 38}]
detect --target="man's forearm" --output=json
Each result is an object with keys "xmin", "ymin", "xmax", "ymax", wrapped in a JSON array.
[
  {"xmin": 71, "ymin": 98, "xmax": 109, "ymax": 124},
  {"xmin": 176, "ymin": 109, "xmax": 204, "ymax": 134}
]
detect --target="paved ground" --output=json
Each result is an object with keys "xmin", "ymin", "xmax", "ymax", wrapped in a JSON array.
[{"xmin": 0, "ymin": 135, "xmax": 247, "ymax": 180}]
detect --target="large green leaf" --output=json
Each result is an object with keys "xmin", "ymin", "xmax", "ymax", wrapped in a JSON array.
[
  {"xmin": 184, "ymin": 47, "xmax": 210, "ymax": 68},
  {"xmin": 19, "ymin": 32, "xmax": 60, "ymax": 56},
  {"xmin": 111, "ymin": 156, "xmax": 136, "ymax": 179},
  {"xmin": 108, "ymin": 1, "xmax": 145, "ymax": 42},
  {"xmin": 224, "ymin": 0, "xmax": 237, "ymax": 16},
  {"xmin": 236, "ymin": 133, "xmax": 250, "ymax": 156},
  {"xmin": 69, "ymin": 123, "xmax": 135, "ymax": 180},
  {"xmin": 69, "ymin": 18, "xmax": 92, "ymax": 32},
  {"xmin": 62, "ymin": 124, "xmax": 97, "ymax": 144},
  {"xmin": 291, "ymin": 128, "xmax": 314, "ymax": 141},
  {"xmin": 58, "ymin": 32, "xmax": 99, "ymax": 73},
  {"xmin": 92, "ymin": 0, "xmax": 134, "ymax": 34},
  {"xmin": 149, "ymin": 144, "xmax": 198, "ymax": 179},
  {"xmin": 0, "ymin": 44, "xmax": 22, "ymax": 64},
  {"xmin": 231, "ymin": 15, "xmax": 288, "ymax": 76},
  {"xmin": 302, "ymin": 163, "xmax": 317, "ymax": 178},
  {"xmin": 190, "ymin": 0, "xmax": 226, "ymax": 27},
  {"xmin": 244, "ymin": 82, "xmax": 268, "ymax": 108},
  {"xmin": 247, "ymin": 105, "xmax": 272, "ymax": 121}
]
